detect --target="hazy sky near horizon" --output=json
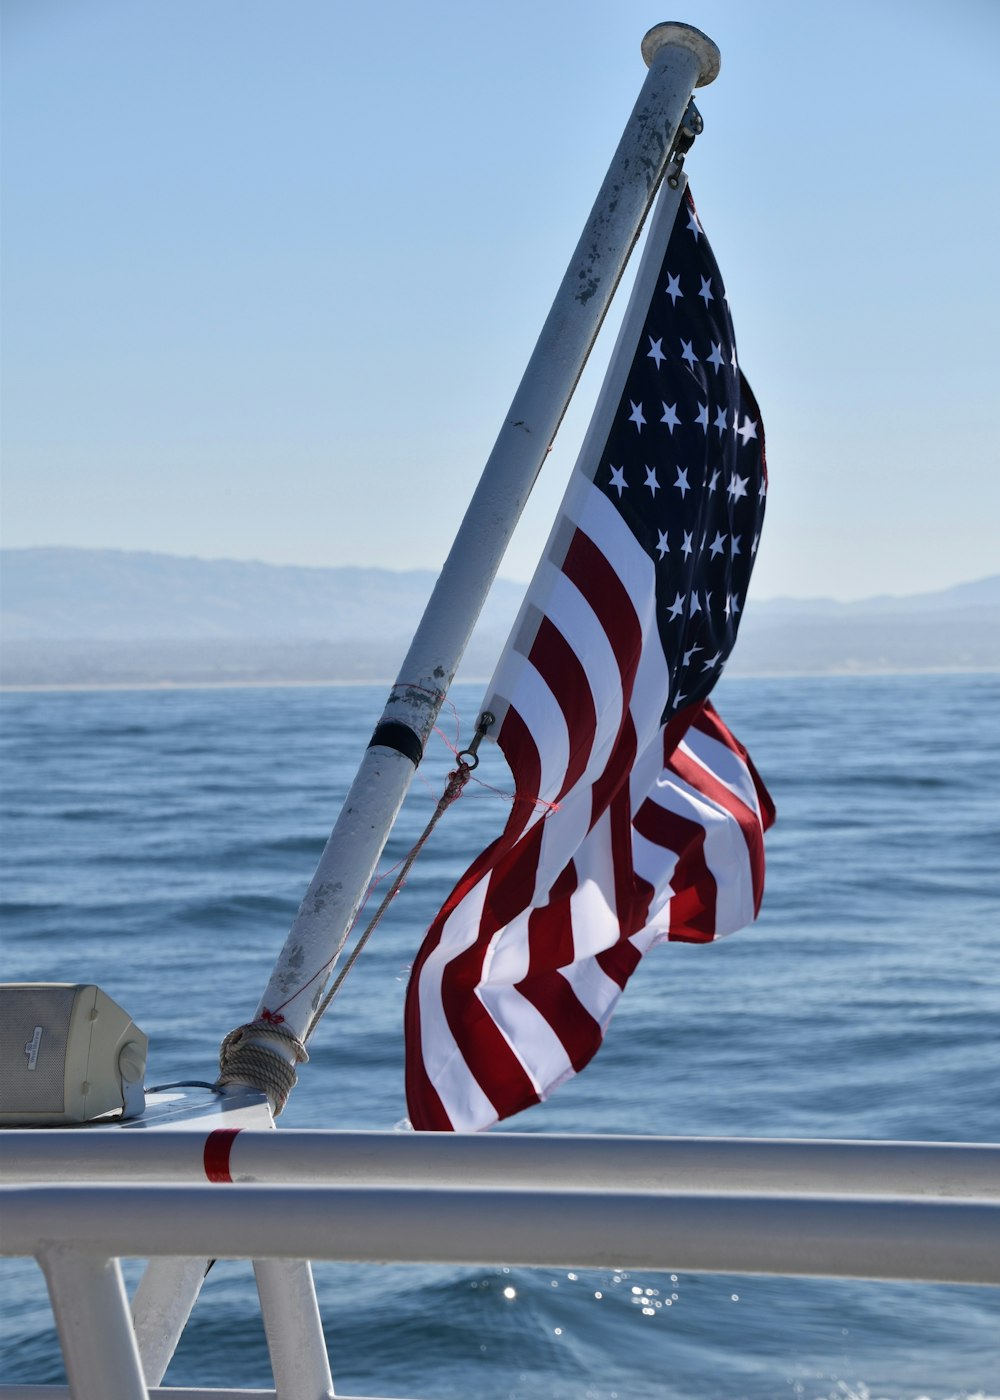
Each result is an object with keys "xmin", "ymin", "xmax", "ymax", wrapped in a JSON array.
[{"xmin": 3, "ymin": 0, "xmax": 998, "ymax": 601}]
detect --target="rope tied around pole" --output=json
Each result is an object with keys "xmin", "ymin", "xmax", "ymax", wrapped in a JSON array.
[
  {"xmin": 216, "ymin": 1018, "xmax": 309, "ymax": 1115},
  {"xmin": 215, "ymin": 711, "xmax": 495, "ymax": 1112}
]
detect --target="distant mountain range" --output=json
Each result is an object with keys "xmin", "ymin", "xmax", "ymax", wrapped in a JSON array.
[{"xmin": 1, "ymin": 548, "xmax": 998, "ymax": 686}]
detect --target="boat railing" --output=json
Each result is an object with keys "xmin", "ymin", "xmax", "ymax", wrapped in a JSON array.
[{"xmin": 1, "ymin": 1131, "xmax": 999, "ymax": 1400}]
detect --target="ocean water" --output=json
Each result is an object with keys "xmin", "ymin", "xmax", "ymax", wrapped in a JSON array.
[{"xmin": 1, "ymin": 673, "xmax": 998, "ymax": 1399}]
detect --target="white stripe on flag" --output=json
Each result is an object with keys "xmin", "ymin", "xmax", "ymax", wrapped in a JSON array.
[
  {"xmin": 476, "ymin": 981, "xmax": 571, "ymax": 1098},
  {"xmin": 639, "ymin": 769, "xmax": 756, "ymax": 933},
  {"xmin": 501, "ymin": 658, "xmax": 571, "ymax": 816},
  {"xmin": 416, "ymin": 878, "xmax": 500, "ymax": 1127},
  {"xmin": 682, "ymin": 725, "xmax": 765, "ymax": 818},
  {"xmin": 534, "ymin": 569, "xmax": 625, "ymax": 776}
]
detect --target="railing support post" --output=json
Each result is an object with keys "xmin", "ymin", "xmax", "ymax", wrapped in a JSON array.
[
  {"xmin": 254, "ymin": 1259, "xmax": 335, "ymax": 1400},
  {"xmin": 38, "ymin": 1247, "xmax": 149, "ymax": 1400},
  {"xmin": 131, "ymin": 1256, "xmax": 211, "ymax": 1387}
]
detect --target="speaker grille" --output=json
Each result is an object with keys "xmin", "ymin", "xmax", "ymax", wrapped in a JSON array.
[{"xmin": 0, "ymin": 985, "xmax": 76, "ymax": 1113}]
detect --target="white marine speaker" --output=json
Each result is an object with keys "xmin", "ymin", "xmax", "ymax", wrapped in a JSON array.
[{"xmin": 0, "ymin": 983, "xmax": 147, "ymax": 1125}]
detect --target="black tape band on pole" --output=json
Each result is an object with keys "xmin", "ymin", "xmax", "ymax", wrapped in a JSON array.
[{"xmin": 368, "ymin": 721, "xmax": 424, "ymax": 767}]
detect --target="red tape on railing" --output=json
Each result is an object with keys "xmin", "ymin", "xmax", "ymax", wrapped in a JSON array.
[{"xmin": 203, "ymin": 1128, "xmax": 241, "ymax": 1183}]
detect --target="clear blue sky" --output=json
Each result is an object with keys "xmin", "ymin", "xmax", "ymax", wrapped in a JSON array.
[{"xmin": 3, "ymin": 0, "xmax": 998, "ymax": 600}]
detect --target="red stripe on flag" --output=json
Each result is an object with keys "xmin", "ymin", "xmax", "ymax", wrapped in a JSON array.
[
  {"xmin": 515, "ymin": 961, "xmax": 603, "ymax": 1074},
  {"xmin": 408, "ymin": 863, "xmax": 544, "ymax": 1128},
  {"xmin": 588, "ymin": 712, "xmax": 638, "ymax": 838},
  {"xmin": 561, "ymin": 529, "xmax": 644, "ymax": 684},
  {"xmin": 406, "ymin": 835, "xmax": 545, "ymax": 1129},
  {"xmin": 559, "ymin": 529, "xmax": 649, "ymax": 841},
  {"xmin": 516, "ymin": 859, "xmax": 605, "ymax": 1071},
  {"xmin": 668, "ymin": 744, "xmax": 767, "ymax": 915},
  {"xmin": 435, "ymin": 824, "xmax": 546, "ymax": 1126},
  {"xmin": 631, "ymin": 795, "xmax": 718, "ymax": 941},
  {"xmin": 526, "ymin": 858, "xmax": 579, "ymax": 974},
  {"xmin": 526, "ymin": 616, "xmax": 598, "ymax": 803},
  {"xmin": 693, "ymin": 702, "xmax": 776, "ymax": 832},
  {"xmin": 661, "ymin": 699, "xmax": 706, "ymax": 762},
  {"xmin": 596, "ymin": 936, "xmax": 643, "ymax": 989},
  {"xmin": 404, "ymin": 1043, "xmax": 454, "ymax": 1131},
  {"xmin": 407, "ymin": 707, "xmax": 550, "ymax": 1129},
  {"xmin": 495, "ymin": 704, "xmax": 547, "ymax": 846},
  {"xmin": 608, "ymin": 774, "xmax": 652, "ymax": 939}
]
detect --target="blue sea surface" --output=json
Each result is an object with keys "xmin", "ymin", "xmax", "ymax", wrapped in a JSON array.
[{"xmin": 1, "ymin": 674, "xmax": 998, "ymax": 1398}]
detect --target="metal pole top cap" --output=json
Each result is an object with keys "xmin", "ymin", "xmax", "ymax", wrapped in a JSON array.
[{"xmin": 641, "ymin": 23, "xmax": 721, "ymax": 86}]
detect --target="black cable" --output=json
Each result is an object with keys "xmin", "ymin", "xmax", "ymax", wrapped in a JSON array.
[{"xmin": 146, "ymin": 1080, "xmax": 221, "ymax": 1093}]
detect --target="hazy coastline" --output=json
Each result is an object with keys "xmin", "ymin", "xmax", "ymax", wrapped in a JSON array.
[{"xmin": 3, "ymin": 548, "xmax": 998, "ymax": 689}]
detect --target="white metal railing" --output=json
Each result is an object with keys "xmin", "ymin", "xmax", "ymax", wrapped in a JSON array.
[
  {"xmin": 5, "ymin": 1179, "xmax": 1000, "ymax": 1284},
  {"xmin": 2, "ymin": 1133, "xmax": 999, "ymax": 1400},
  {"xmin": 0, "ymin": 1392, "xmax": 283, "ymax": 1400},
  {"xmin": 2, "ymin": 1128, "xmax": 999, "ymax": 1196}
]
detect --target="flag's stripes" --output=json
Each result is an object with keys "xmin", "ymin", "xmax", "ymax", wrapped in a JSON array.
[
  {"xmin": 499, "ymin": 657, "xmax": 571, "ymax": 825},
  {"xmin": 682, "ymin": 720, "xmax": 765, "ymax": 819},
  {"xmin": 436, "ymin": 821, "xmax": 544, "ymax": 1075},
  {"xmin": 690, "ymin": 703, "xmax": 776, "ymax": 835},
  {"xmin": 525, "ymin": 617, "xmax": 596, "ymax": 804},
  {"xmin": 407, "ymin": 696, "xmax": 771, "ymax": 1128},
  {"xmin": 478, "ymin": 977, "xmax": 569, "ymax": 1081},
  {"xmin": 560, "ymin": 919, "xmax": 634, "ymax": 1023},
  {"xmin": 408, "ymin": 879, "xmax": 506, "ymax": 1131},
  {"xmin": 407, "ymin": 486, "xmax": 766, "ymax": 1126},
  {"xmin": 491, "ymin": 484, "xmax": 668, "ymax": 791},
  {"xmin": 489, "ymin": 706, "xmax": 543, "ymax": 848},
  {"xmin": 668, "ymin": 752, "xmax": 764, "ymax": 923},
  {"xmin": 516, "ymin": 967, "xmax": 602, "ymax": 1076},
  {"xmin": 595, "ymin": 934, "xmax": 644, "ymax": 990},
  {"xmin": 531, "ymin": 565, "xmax": 625, "ymax": 773},
  {"xmin": 405, "ymin": 185, "xmax": 773, "ymax": 1131},
  {"xmin": 632, "ymin": 781, "xmax": 720, "ymax": 939},
  {"xmin": 404, "ymin": 707, "xmax": 547, "ymax": 1129},
  {"xmin": 562, "ymin": 531, "xmax": 644, "ymax": 696}
]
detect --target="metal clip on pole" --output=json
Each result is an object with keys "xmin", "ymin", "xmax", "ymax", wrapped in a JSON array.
[
  {"xmin": 456, "ymin": 711, "xmax": 495, "ymax": 772},
  {"xmin": 667, "ymin": 100, "xmax": 704, "ymax": 188}
]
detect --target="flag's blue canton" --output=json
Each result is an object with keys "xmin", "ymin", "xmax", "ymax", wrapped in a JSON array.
[{"xmin": 595, "ymin": 191, "xmax": 766, "ymax": 721}]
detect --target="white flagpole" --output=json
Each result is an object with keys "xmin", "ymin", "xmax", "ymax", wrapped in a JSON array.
[{"xmin": 242, "ymin": 23, "xmax": 721, "ymax": 1080}]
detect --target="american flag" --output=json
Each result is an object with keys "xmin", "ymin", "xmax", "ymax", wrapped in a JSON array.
[{"xmin": 405, "ymin": 185, "xmax": 775, "ymax": 1132}]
